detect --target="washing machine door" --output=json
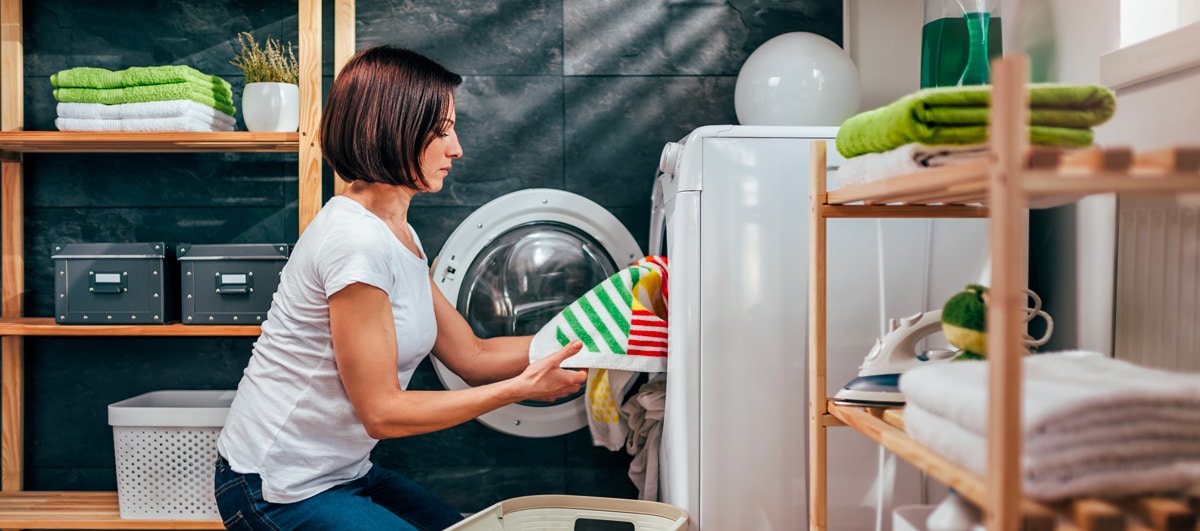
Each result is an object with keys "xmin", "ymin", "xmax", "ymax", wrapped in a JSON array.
[{"xmin": 430, "ymin": 188, "xmax": 643, "ymax": 437}]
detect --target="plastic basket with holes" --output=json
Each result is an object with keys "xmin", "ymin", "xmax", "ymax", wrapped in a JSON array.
[
  {"xmin": 107, "ymin": 390, "xmax": 235, "ymax": 520},
  {"xmin": 447, "ymin": 495, "xmax": 689, "ymax": 530}
]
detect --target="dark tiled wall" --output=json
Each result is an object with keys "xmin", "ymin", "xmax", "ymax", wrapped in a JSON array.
[{"xmin": 13, "ymin": 0, "xmax": 840, "ymax": 512}]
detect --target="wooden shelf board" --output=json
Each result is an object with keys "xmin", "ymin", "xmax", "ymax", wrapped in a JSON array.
[
  {"xmin": 0, "ymin": 491, "xmax": 221, "ymax": 529},
  {"xmin": 0, "ymin": 131, "xmax": 298, "ymax": 153},
  {"xmin": 826, "ymin": 402, "xmax": 1060, "ymax": 529},
  {"xmin": 1023, "ymin": 173, "xmax": 1200, "ymax": 195},
  {"xmin": 819, "ymin": 204, "xmax": 989, "ymax": 219},
  {"xmin": 828, "ymin": 402, "xmax": 1200, "ymax": 530},
  {"xmin": 827, "ymin": 156, "xmax": 1200, "ymax": 209},
  {"xmin": 0, "ymin": 317, "xmax": 260, "ymax": 336}
]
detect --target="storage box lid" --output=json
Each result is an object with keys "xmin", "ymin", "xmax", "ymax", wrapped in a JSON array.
[
  {"xmin": 108, "ymin": 390, "xmax": 235, "ymax": 427},
  {"xmin": 52, "ymin": 242, "xmax": 170, "ymax": 260},
  {"xmin": 177, "ymin": 243, "xmax": 290, "ymax": 261}
]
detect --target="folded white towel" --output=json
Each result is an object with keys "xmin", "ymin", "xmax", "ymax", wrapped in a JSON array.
[
  {"xmin": 899, "ymin": 350, "xmax": 1200, "ymax": 439},
  {"xmin": 904, "ymin": 402, "xmax": 1200, "ymax": 500},
  {"xmin": 56, "ymin": 100, "xmax": 235, "ymax": 127},
  {"xmin": 55, "ymin": 116, "xmax": 235, "ymax": 133},
  {"xmin": 836, "ymin": 143, "xmax": 989, "ymax": 188}
]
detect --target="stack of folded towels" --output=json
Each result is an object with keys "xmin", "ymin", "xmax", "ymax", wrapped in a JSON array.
[
  {"xmin": 51, "ymin": 65, "xmax": 236, "ymax": 132},
  {"xmin": 834, "ymin": 84, "xmax": 1117, "ymax": 187},
  {"xmin": 900, "ymin": 350, "xmax": 1200, "ymax": 501}
]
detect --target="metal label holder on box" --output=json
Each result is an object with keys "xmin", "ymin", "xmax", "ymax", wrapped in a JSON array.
[
  {"xmin": 178, "ymin": 243, "xmax": 290, "ymax": 325},
  {"xmin": 52, "ymin": 242, "xmax": 178, "ymax": 324}
]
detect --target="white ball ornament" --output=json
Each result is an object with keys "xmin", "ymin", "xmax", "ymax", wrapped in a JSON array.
[{"xmin": 734, "ymin": 32, "xmax": 862, "ymax": 126}]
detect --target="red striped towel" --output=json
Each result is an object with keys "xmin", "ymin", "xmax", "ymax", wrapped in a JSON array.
[{"xmin": 529, "ymin": 256, "xmax": 669, "ymax": 372}]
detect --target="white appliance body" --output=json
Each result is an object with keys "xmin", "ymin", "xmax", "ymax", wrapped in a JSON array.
[{"xmin": 652, "ymin": 125, "xmax": 988, "ymax": 530}]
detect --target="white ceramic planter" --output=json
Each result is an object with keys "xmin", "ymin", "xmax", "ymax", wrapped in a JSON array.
[{"xmin": 241, "ymin": 82, "xmax": 299, "ymax": 132}]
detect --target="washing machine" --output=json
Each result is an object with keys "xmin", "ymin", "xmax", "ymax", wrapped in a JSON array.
[
  {"xmin": 430, "ymin": 188, "xmax": 643, "ymax": 437},
  {"xmin": 651, "ymin": 125, "xmax": 990, "ymax": 530}
]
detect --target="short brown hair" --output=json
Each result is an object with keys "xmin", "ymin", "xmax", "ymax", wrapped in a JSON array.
[{"xmin": 319, "ymin": 46, "xmax": 463, "ymax": 188}]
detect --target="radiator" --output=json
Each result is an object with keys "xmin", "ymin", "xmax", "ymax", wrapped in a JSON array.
[{"xmin": 1114, "ymin": 195, "xmax": 1200, "ymax": 371}]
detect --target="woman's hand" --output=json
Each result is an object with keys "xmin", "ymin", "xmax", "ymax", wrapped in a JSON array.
[{"xmin": 514, "ymin": 340, "xmax": 588, "ymax": 402}]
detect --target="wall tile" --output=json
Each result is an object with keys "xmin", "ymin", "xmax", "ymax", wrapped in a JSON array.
[
  {"xmin": 357, "ymin": 0, "xmax": 562, "ymax": 76},
  {"xmin": 25, "ymin": 153, "xmax": 295, "ymax": 208},
  {"xmin": 565, "ymin": 0, "xmax": 842, "ymax": 76},
  {"xmin": 24, "ymin": 0, "xmax": 291, "ymax": 77},
  {"xmin": 564, "ymin": 76, "xmax": 737, "ymax": 208}
]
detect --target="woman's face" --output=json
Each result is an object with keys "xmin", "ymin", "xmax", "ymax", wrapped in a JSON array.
[{"xmin": 419, "ymin": 98, "xmax": 462, "ymax": 193}]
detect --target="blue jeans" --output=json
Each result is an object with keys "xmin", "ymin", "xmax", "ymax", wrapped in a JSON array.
[{"xmin": 214, "ymin": 454, "xmax": 464, "ymax": 531}]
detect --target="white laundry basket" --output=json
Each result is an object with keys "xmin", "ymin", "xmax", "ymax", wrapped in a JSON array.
[
  {"xmin": 447, "ymin": 495, "xmax": 689, "ymax": 531},
  {"xmin": 107, "ymin": 390, "xmax": 234, "ymax": 520}
]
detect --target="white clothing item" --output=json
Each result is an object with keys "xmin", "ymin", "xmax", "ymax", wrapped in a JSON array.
[
  {"xmin": 622, "ymin": 375, "xmax": 666, "ymax": 501},
  {"xmin": 903, "ymin": 402, "xmax": 1200, "ymax": 500},
  {"xmin": 585, "ymin": 368, "xmax": 637, "ymax": 451},
  {"xmin": 56, "ymin": 100, "xmax": 235, "ymax": 126},
  {"xmin": 217, "ymin": 195, "xmax": 436, "ymax": 504},
  {"xmin": 55, "ymin": 116, "xmax": 234, "ymax": 132},
  {"xmin": 836, "ymin": 143, "xmax": 989, "ymax": 188}
]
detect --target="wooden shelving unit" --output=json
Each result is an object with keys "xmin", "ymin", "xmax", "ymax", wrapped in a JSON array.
[
  {"xmin": 808, "ymin": 55, "xmax": 1200, "ymax": 530},
  {"xmin": 0, "ymin": 318, "xmax": 260, "ymax": 337},
  {"xmin": 0, "ymin": 0, "xmax": 357, "ymax": 527},
  {"xmin": 0, "ymin": 131, "xmax": 298, "ymax": 155}
]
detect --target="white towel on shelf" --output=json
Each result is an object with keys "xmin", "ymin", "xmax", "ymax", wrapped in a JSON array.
[
  {"xmin": 55, "ymin": 116, "xmax": 234, "ymax": 133},
  {"xmin": 899, "ymin": 350, "xmax": 1200, "ymax": 439},
  {"xmin": 899, "ymin": 351, "xmax": 1200, "ymax": 500},
  {"xmin": 622, "ymin": 375, "xmax": 666, "ymax": 501},
  {"xmin": 836, "ymin": 143, "xmax": 989, "ymax": 188},
  {"xmin": 56, "ymin": 100, "xmax": 235, "ymax": 127},
  {"xmin": 903, "ymin": 402, "xmax": 1200, "ymax": 500}
]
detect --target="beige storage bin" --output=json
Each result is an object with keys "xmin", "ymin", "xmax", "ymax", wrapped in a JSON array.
[{"xmin": 447, "ymin": 495, "xmax": 688, "ymax": 531}]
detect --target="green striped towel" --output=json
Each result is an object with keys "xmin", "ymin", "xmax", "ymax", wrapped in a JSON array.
[
  {"xmin": 529, "ymin": 256, "xmax": 668, "ymax": 372},
  {"xmin": 51, "ymin": 65, "xmax": 232, "ymax": 93},
  {"xmin": 836, "ymin": 83, "xmax": 1116, "ymax": 159},
  {"xmin": 53, "ymin": 83, "xmax": 235, "ymax": 117}
]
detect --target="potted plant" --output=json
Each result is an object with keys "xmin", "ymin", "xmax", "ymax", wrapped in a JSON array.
[{"xmin": 230, "ymin": 32, "xmax": 300, "ymax": 132}]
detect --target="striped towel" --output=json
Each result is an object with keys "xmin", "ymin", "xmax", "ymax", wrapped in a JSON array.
[
  {"xmin": 529, "ymin": 256, "xmax": 669, "ymax": 372},
  {"xmin": 530, "ymin": 256, "xmax": 669, "ymax": 449}
]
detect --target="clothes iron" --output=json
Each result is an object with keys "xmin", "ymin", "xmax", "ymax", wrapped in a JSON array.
[{"xmin": 833, "ymin": 310, "xmax": 956, "ymax": 407}]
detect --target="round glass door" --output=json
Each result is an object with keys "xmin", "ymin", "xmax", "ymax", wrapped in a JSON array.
[
  {"xmin": 430, "ymin": 188, "xmax": 643, "ymax": 437},
  {"xmin": 457, "ymin": 221, "xmax": 617, "ymax": 407}
]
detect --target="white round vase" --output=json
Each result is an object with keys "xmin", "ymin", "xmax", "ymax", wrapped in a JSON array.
[
  {"xmin": 241, "ymin": 82, "xmax": 299, "ymax": 132},
  {"xmin": 734, "ymin": 32, "xmax": 861, "ymax": 126}
]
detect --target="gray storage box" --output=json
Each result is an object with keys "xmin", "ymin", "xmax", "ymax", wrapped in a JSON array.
[
  {"xmin": 52, "ymin": 242, "xmax": 178, "ymax": 324},
  {"xmin": 178, "ymin": 243, "xmax": 289, "ymax": 325}
]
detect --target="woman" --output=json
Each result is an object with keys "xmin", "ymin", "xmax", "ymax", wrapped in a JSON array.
[{"xmin": 213, "ymin": 45, "xmax": 588, "ymax": 531}]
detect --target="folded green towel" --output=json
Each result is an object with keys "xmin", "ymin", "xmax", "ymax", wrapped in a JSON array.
[
  {"xmin": 836, "ymin": 84, "xmax": 1116, "ymax": 158},
  {"xmin": 53, "ymin": 83, "xmax": 235, "ymax": 117},
  {"xmin": 51, "ymin": 65, "xmax": 232, "ymax": 94}
]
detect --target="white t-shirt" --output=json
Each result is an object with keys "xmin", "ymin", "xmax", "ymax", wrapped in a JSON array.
[{"xmin": 217, "ymin": 195, "xmax": 437, "ymax": 504}]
